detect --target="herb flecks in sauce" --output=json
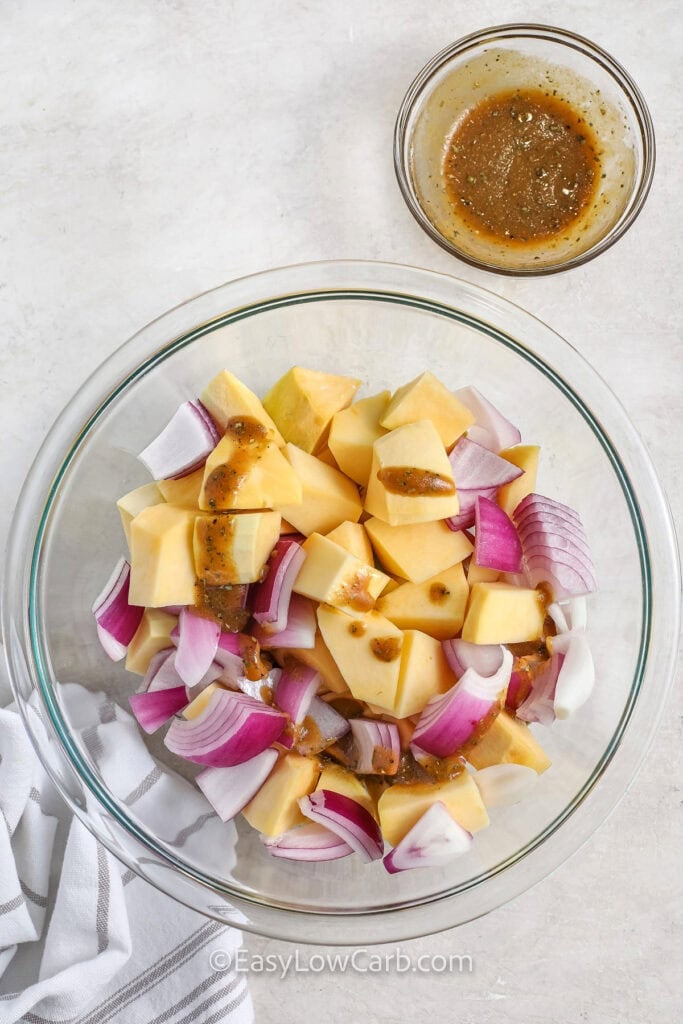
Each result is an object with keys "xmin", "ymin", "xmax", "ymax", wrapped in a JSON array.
[
  {"xmin": 370, "ymin": 636, "xmax": 402, "ymax": 662},
  {"xmin": 378, "ymin": 466, "xmax": 456, "ymax": 497},
  {"xmin": 202, "ymin": 416, "xmax": 270, "ymax": 510},
  {"xmin": 444, "ymin": 88, "xmax": 600, "ymax": 244}
]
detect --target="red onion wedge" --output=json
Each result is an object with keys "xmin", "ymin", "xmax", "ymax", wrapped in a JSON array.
[
  {"xmin": 92, "ymin": 557, "xmax": 144, "ymax": 661},
  {"xmin": 473, "ymin": 765, "xmax": 538, "ymax": 808},
  {"xmin": 174, "ymin": 608, "xmax": 221, "ymax": 688},
  {"xmin": 129, "ymin": 687, "xmax": 189, "ymax": 734},
  {"xmin": 445, "ymin": 437, "xmax": 522, "ymax": 531},
  {"xmin": 274, "ymin": 664, "xmax": 320, "ymax": 724},
  {"xmin": 445, "ymin": 486, "xmax": 497, "ymax": 532},
  {"xmin": 383, "ymin": 801, "xmax": 472, "ymax": 874},
  {"xmin": 165, "ymin": 687, "xmax": 286, "ymax": 766},
  {"xmin": 252, "ymin": 537, "xmax": 306, "ymax": 633},
  {"xmin": 412, "ymin": 649, "xmax": 512, "ymax": 757},
  {"xmin": 304, "ymin": 696, "xmax": 350, "ymax": 744},
  {"xmin": 253, "ymin": 594, "xmax": 316, "ymax": 649},
  {"xmin": 349, "ymin": 719, "xmax": 400, "ymax": 775},
  {"xmin": 513, "ymin": 493, "xmax": 597, "ymax": 599},
  {"xmin": 442, "ymin": 639, "xmax": 506, "ymax": 680},
  {"xmin": 262, "ymin": 823, "xmax": 354, "ymax": 861},
  {"xmin": 548, "ymin": 632, "xmax": 595, "ymax": 718},
  {"xmin": 196, "ymin": 749, "xmax": 278, "ymax": 821},
  {"xmin": 448, "ymin": 436, "xmax": 523, "ymax": 490},
  {"xmin": 299, "ymin": 790, "xmax": 384, "ymax": 862},
  {"xmin": 137, "ymin": 399, "xmax": 219, "ymax": 480},
  {"xmin": 143, "ymin": 648, "xmax": 183, "ymax": 692},
  {"xmin": 454, "ymin": 386, "xmax": 522, "ymax": 452},
  {"xmin": 474, "ymin": 496, "xmax": 523, "ymax": 573}
]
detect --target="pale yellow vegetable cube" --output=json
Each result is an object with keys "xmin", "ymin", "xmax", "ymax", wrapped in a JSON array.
[
  {"xmin": 126, "ymin": 608, "xmax": 177, "ymax": 675},
  {"xmin": 315, "ymin": 763, "xmax": 376, "ymax": 818},
  {"xmin": 325, "ymin": 521, "xmax": 374, "ymax": 564},
  {"xmin": 380, "ymin": 371, "xmax": 475, "ymax": 448},
  {"xmin": 393, "ymin": 629, "xmax": 455, "ymax": 718},
  {"xmin": 182, "ymin": 682, "xmax": 225, "ymax": 720},
  {"xmin": 497, "ymin": 445, "xmax": 540, "ymax": 516},
  {"xmin": 364, "ymin": 420, "xmax": 460, "ymax": 525},
  {"xmin": 201, "ymin": 369, "xmax": 284, "ymax": 444},
  {"xmin": 327, "ymin": 391, "xmax": 390, "ymax": 486},
  {"xmin": 194, "ymin": 510, "xmax": 281, "ymax": 585},
  {"xmin": 263, "ymin": 367, "xmax": 361, "ymax": 454},
  {"xmin": 365, "ymin": 517, "xmax": 472, "ymax": 584},
  {"xmin": 293, "ymin": 533, "xmax": 389, "ymax": 616},
  {"xmin": 199, "ymin": 427, "xmax": 302, "ymax": 512},
  {"xmin": 156, "ymin": 468, "xmax": 204, "ymax": 508},
  {"xmin": 467, "ymin": 560, "xmax": 500, "ymax": 586},
  {"xmin": 378, "ymin": 772, "xmax": 489, "ymax": 846},
  {"xmin": 317, "ymin": 605, "xmax": 402, "ymax": 711},
  {"xmin": 377, "ymin": 562, "xmax": 469, "ymax": 641},
  {"xmin": 278, "ymin": 444, "xmax": 362, "ymax": 536},
  {"xmin": 467, "ymin": 711, "xmax": 551, "ymax": 774},
  {"xmin": 242, "ymin": 754, "xmax": 320, "ymax": 836},
  {"xmin": 462, "ymin": 582, "xmax": 545, "ymax": 644},
  {"xmin": 117, "ymin": 482, "xmax": 164, "ymax": 550},
  {"xmin": 129, "ymin": 504, "xmax": 197, "ymax": 607}
]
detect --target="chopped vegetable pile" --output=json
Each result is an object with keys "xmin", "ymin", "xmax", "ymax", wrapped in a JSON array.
[{"xmin": 93, "ymin": 367, "xmax": 596, "ymax": 873}]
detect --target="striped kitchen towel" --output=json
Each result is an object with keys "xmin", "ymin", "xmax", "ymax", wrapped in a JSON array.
[{"xmin": 0, "ymin": 673, "xmax": 253, "ymax": 1024}]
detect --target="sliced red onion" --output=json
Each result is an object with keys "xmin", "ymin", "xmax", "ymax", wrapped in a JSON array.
[
  {"xmin": 252, "ymin": 538, "xmax": 306, "ymax": 633},
  {"xmin": 92, "ymin": 558, "xmax": 144, "ymax": 661},
  {"xmin": 299, "ymin": 790, "xmax": 384, "ymax": 862},
  {"xmin": 505, "ymin": 666, "xmax": 533, "ymax": 711},
  {"xmin": 445, "ymin": 486, "xmax": 497, "ymax": 532},
  {"xmin": 262, "ymin": 823, "xmax": 354, "ymax": 861},
  {"xmin": 445, "ymin": 437, "xmax": 522, "ymax": 531},
  {"xmin": 454, "ymin": 386, "xmax": 522, "ymax": 452},
  {"xmin": 254, "ymin": 595, "xmax": 316, "ymax": 650},
  {"xmin": 548, "ymin": 597, "xmax": 587, "ymax": 634},
  {"xmin": 274, "ymin": 664, "xmax": 320, "ymax": 724},
  {"xmin": 474, "ymin": 496, "xmax": 523, "ymax": 573},
  {"xmin": 165, "ymin": 687, "xmax": 286, "ymax": 766},
  {"xmin": 383, "ymin": 801, "xmax": 472, "ymax": 874},
  {"xmin": 349, "ymin": 719, "xmax": 400, "ymax": 775},
  {"xmin": 129, "ymin": 687, "xmax": 189, "ymax": 734},
  {"xmin": 196, "ymin": 749, "xmax": 279, "ymax": 821},
  {"xmin": 137, "ymin": 399, "xmax": 219, "ymax": 479},
  {"xmin": 473, "ymin": 765, "xmax": 538, "ymax": 808},
  {"xmin": 185, "ymin": 659, "xmax": 228, "ymax": 702},
  {"xmin": 548, "ymin": 632, "xmax": 595, "ymax": 718},
  {"xmin": 145, "ymin": 649, "xmax": 185, "ymax": 692},
  {"xmin": 442, "ymin": 639, "xmax": 506, "ymax": 680},
  {"xmin": 513, "ymin": 494, "xmax": 597, "ymax": 599},
  {"xmin": 516, "ymin": 653, "xmax": 563, "ymax": 726},
  {"xmin": 448, "ymin": 436, "xmax": 523, "ymax": 490},
  {"xmin": 174, "ymin": 608, "xmax": 221, "ymax": 688},
  {"xmin": 412, "ymin": 649, "xmax": 512, "ymax": 757}
]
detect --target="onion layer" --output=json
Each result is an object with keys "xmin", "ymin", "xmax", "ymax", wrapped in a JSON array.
[
  {"xmin": 454, "ymin": 386, "xmax": 522, "ymax": 452},
  {"xmin": 196, "ymin": 749, "xmax": 278, "ymax": 821},
  {"xmin": 174, "ymin": 608, "xmax": 221, "ymax": 688},
  {"xmin": 129, "ymin": 687, "xmax": 188, "ymax": 734},
  {"xmin": 254, "ymin": 595, "xmax": 316, "ymax": 649},
  {"xmin": 274, "ymin": 664, "xmax": 320, "ymax": 724},
  {"xmin": 262, "ymin": 823, "xmax": 354, "ymax": 861},
  {"xmin": 137, "ymin": 400, "xmax": 219, "ymax": 479},
  {"xmin": 299, "ymin": 790, "xmax": 384, "ymax": 862},
  {"xmin": 349, "ymin": 719, "xmax": 400, "ymax": 775},
  {"xmin": 92, "ymin": 558, "xmax": 144, "ymax": 661},
  {"xmin": 474, "ymin": 496, "xmax": 523, "ymax": 573},
  {"xmin": 165, "ymin": 687, "xmax": 286, "ymax": 766},
  {"xmin": 252, "ymin": 538, "xmax": 306, "ymax": 633},
  {"xmin": 412, "ymin": 649, "xmax": 512, "ymax": 757},
  {"xmin": 513, "ymin": 493, "xmax": 597, "ymax": 599},
  {"xmin": 383, "ymin": 801, "xmax": 472, "ymax": 873}
]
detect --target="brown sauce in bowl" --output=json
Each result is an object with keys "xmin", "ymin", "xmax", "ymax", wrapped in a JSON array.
[{"xmin": 443, "ymin": 88, "xmax": 600, "ymax": 244}]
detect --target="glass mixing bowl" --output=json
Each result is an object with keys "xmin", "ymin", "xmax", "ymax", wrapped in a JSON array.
[{"xmin": 2, "ymin": 261, "xmax": 679, "ymax": 944}]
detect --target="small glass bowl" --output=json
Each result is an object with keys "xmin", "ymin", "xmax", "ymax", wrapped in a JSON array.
[{"xmin": 394, "ymin": 24, "xmax": 655, "ymax": 275}]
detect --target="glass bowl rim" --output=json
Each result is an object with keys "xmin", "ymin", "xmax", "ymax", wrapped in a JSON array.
[
  {"xmin": 393, "ymin": 22, "xmax": 656, "ymax": 277},
  {"xmin": 2, "ymin": 259, "xmax": 679, "ymax": 943}
]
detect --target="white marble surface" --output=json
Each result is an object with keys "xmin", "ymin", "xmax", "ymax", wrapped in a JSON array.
[{"xmin": 1, "ymin": 1, "xmax": 681, "ymax": 1021}]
